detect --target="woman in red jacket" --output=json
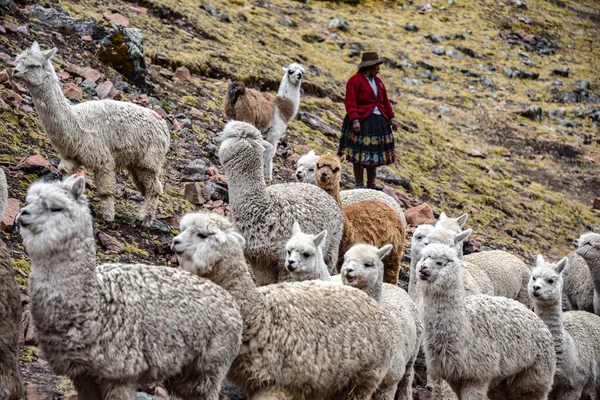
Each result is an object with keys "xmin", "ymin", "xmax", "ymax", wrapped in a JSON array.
[{"xmin": 338, "ymin": 51, "xmax": 399, "ymax": 190}]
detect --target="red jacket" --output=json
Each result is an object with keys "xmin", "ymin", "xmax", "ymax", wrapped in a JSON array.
[{"xmin": 344, "ymin": 72, "xmax": 395, "ymax": 122}]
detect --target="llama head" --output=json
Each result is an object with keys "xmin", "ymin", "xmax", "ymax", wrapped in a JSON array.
[
  {"xmin": 172, "ymin": 211, "xmax": 245, "ymax": 278},
  {"xmin": 315, "ymin": 153, "xmax": 344, "ymax": 191},
  {"xmin": 218, "ymin": 121, "xmax": 273, "ymax": 173},
  {"xmin": 422, "ymin": 227, "xmax": 472, "ymax": 259},
  {"xmin": 284, "ymin": 221, "xmax": 327, "ymax": 281},
  {"xmin": 17, "ymin": 173, "xmax": 91, "ymax": 259},
  {"xmin": 295, "ymin": 149, "xmax": 319, "ymax": 183},
  {"xmin": 283, "ymin": 63, "xmax": 305, "ymax": 87},
  {"xmin": 529, "ymin": 254, "xmax": 568, "ymax": 306},
  {"xmin": 341, "ymin": 243, "xmax": 391, "ymax": 291},
  {"xmin": 435, "ymin": 212, "xmax": 468, "ymax": 233},
  {"xmin": 13, "ymin": 42, "xmax": 58, "ymax": 87},
  {"xmin": 417, "ymin": 243, "xmax": 462, "ymax": 289},
  {"xmin": 574, "ymin": 232, "xmax": 600, "ymax": 261}
]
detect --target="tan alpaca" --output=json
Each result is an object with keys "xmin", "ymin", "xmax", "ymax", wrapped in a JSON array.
[{"xmin": 315, "ymin": 153, "xmax": 406, "ymax": 284}]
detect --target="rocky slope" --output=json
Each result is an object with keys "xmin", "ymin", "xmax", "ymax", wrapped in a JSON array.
[{"xmin": 0, "ymin": 0, "xmax": 599, "ymax": 397}]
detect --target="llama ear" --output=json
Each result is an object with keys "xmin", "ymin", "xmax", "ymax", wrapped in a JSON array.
[
  {"xmin": 456, "ymin": 213, "xmax": 469, "ymax": 228},
  {"xmin": 30, "ymin": 41, "xmax": 41, "ymax": 52},
  {"xmin": 228, "ymin": 231, "xmax": 246, "ymax": 247},
  {"xmin": 377, "ymin": 244, "xmax": 393, "ymax": 260},
  {"xmin": 42, "ymin": 47, "xmax": 58, "ymax": 61},
  {"xmin": 536, "ymin": 254, "xmax": 545, "ymax": 267},
  {"xmin": 314, "ymin": 229, "xmax": 328, "ymax": 248},
  {"xmin": 339, "ymin": 155, "xmax": 346, "ymax": 163},
  {"xmin": 454, "ymin": 229, "xmax": 472, "ymax": 245},
  {"xmin": 292, "ymin": 221, "xmax": 301, "ymax": 236},
  {"xmin": 69, "ymin": 175, "xmax": 86, "ymax": 200},
  {"xmin": 556, "ymin": 257, "xmax": 569, "ymax": 274}
]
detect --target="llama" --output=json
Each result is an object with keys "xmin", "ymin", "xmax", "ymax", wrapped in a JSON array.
[
  {"xmin": 13, "ymin": 42, "xmax": 170, "ymax": 227},
  {"xmin": 172, "ymin": 211, "xmax": 398, "ymax": 399},
  {"xmin": 529, "ymin": 254, "xmax": 600, "ymax": 399},
  {"xmin": 17, "ymin": 174, "xmax": 243, "ymax": 399},
  {"xmin": 418, "ymin": 243, "xmax": 556, "ymax": 399},
  {"xmin": 224, "ymin": 63, "xmax": 305, "ymax": 180},
  {"xmin": 315, "ymin": 153, "xmax": 405, "ymax": 284}
]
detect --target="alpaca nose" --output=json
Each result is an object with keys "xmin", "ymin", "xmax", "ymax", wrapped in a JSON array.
[
  {"xmin": 573, "ymin": 239, "xmax": 579, "ymax": 248},
  {"xmin": 286, "ymin": 259, "xmax": 297, "ymax": 272},
  {"xmin": 297, "ymin": 72, "xmax": 303, "ymax": 79},
  {"xmin": 419, "ymin": 266, "xmax": 430, "ymax": 279},
  {"xmin": 171, "ymin": 238, "xmax": 182, "ymax": 252},
  {"xmin": 16, "ymin": 209, "xmax": 31, "ymax": 227},
  {"xmin": 344, "ymin": 267, "xmax": 355, "ymax": 278}
]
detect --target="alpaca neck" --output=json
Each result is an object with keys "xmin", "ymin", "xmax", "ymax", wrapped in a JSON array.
[
  {"xmin": 534, "ymin": 301, "xmax": 568, "ymax": 369},
  {"xmin": 366, "ymin": 279, "xmax": 383, "ymax": 304},
  {"xmin": 582, "ymin": 251, "xmax": 600, "ymax": 293},
  {"xmin": 226, "ymin": 153, "xmax": 270, "ymax": 218},
  {"xmin": 408, "ymin": 253, "xmax": 419, "ymax": 295},
  {"xmin": 321, "ymin": 181, "xmax": 342, "ymax": 207},
  {"xmin": 277, "ymin": 76, "xmax": 300, "ymax": 113},
  {"xmin": 26, "ymin": 71, "xmax": 79, "ymax": 142},
  {"xmin": 312, "ymin": 251, "xmax": 331, "ymax": 281},
  {"xmin": 422, "ymin": 272, "xmax": 469, "ymax": 372}
]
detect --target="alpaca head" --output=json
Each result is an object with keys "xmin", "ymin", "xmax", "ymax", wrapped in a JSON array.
[
  {"xmin": 410, "ymin": 224, "xmax": 434, "ymax": 259},
  {"xmin": 341, "ymin": 243, "xmax": 392, "ymax": 290},
  {"xmin": 422, "ymin": 227, "xmax": 472, "ymax": 259},
  {"xmin": 574, "ymin": 232, "xmax": 600, "ymax": 261},
  {"xmin": 13, "ymin": 42, "xmax": 58, "ymax": 87},
  {"xmin": 17, "ymin": 173, "xmax": 90, "ymax": 259},
  {"xmin": 295, "ymin": 150, "xmax": 319, "ymax": 183},
  {"xmin": 283, "ymin": 63, "xmax": 305, "ymax": 87},
  {"xmin": 218, "ymin": 121, "xmax": 273, "ymax": 175},
  {"xmin": 417, "ymin": 243, "xmax": 462, "ymax": 289},
  {"xmin": 529, "ymin": 254, "xmax": 568, "ymax": 307},
  {"xmin": 172, "ymin": 211, "xmax": 245, "ymax": 278},
  {"xmin": 284, "ymin": 221, "xmax": 327, "ymax": 281},
  {"xmin": 435, "ymin": 212, "xmax": 468, "ymax": 233},
  {"xmin": 315, "ymin": 153, "xmax": 344, "ymax": 191}
]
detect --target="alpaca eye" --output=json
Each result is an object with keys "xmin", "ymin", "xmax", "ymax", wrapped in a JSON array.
[
  {"xmin": 548, "ymin": 279, "xmax": 554, "ymax": 284},
  {"xmin": 416, "ymin": 235, "xmax": 423, "ymax": 240},
  {"xmin": 303, "ymin": 252, "xmax": 311, "ymax": 258},
  {"xmin": 308, "ymin": 168, "xmax": 314, "ymax": 172},
  {"xmin": 197, "ymin": 232, "xmax": 208, "ymax": 239},
  {"xmin": 332, "ymin": 168, "xmax": 339, "ymax": 173},
  {"xmin": 436, "ymin": 261, "xmax": 443, "ymax": 267},
  {"xmin": 365, "ymin": 263, "xmax": 374, "ymax": 268},
  {"xmin": 50, "ymin": 206, "xmax": 63, "ymax": 212},
  {"xmin": 288, "ymin": 70, "xmax": 294, "ymax": 75}
]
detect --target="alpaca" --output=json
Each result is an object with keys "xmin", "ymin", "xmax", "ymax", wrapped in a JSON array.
[
  {"xmin": 285, "ymin": 221, "xmax": 331, "ymax": 282},
  {"xmin": 172, "ymin": 211, "xmax": 398, "ymax": 400},
  {"xmin": 575, "ymin": 232, "xmax": 600, "ymax": 314},
  {"xmin": 0, "ymin": 168, "xmax": 23, "ymax": 400},
  {"xmin": 341, "ymin": 243, "xmax": 423, "ymax": 400},
  {"xmin": 17, "ymin": 174, "xmax": 243, "ymax": 400},
  {"xmin": 295, "ymin": 149, "xmax": 407, "ymax": 227},
  {"xmin": 418, "ymin": 243, "xmax": 556, "ymax": 399},
  {"xmin": 218, "ymin": 121, "xmax": 344, "ymax": 285},
  {"xmin": 315, "ymin": 153, "xmax": 405, "ymax": 284},
  {"xmin": 13, "ymin": 42, "xmax": 170, "ymax": 227},
  {"xmin": 562, "ymin": 251, "xmax": 594, "ymax": 312},
  {"xmin": 224, "ymin": 63, "xmax": 305, "ymax": 180},
  {"xmin": 529, "ymin": 254, "xmax": 600, "ymax": 399}
]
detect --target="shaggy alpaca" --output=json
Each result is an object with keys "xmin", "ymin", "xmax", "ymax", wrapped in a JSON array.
[
  {"xmin": 342, "ymin": 243, "xmax": 423, "ymax": 400},
  {"xmin": 575, "ymin": 232, "xmax": 600, "ymax": 314},
  {"xmin": 13, "ymin": 42, "xmax": 170, "ymax": 227},
  {"xmin": 224, "ymin": 63, "xmax": 305, "ymax": 180},
  {"xmin": 529, "ymin": 254, "xmax": 600, "ymax": 399},
  {"xmin": 418, "ymin": 243, "xmax": 556, "ymax": 399},
  {"xmin": 295, "ymin": 150, "xmax": 407, "ymax": 227},
  {"xmin": 218, "ymin": 121, "xmax": 344, "ymax": 285},
  {"xmin": 17, "ymin": 174, "xmax": 243, "ymax": 400},
  {"xmin": 172, "ymin": 211, "xmax": 397, "ymax": 400},
  {"xmin": 315, "ymin": 153, "xmax": 406, "ymax": 284},
  {"xmin": 0, "ymin": 169, "xmax": 22, "ymax": 400}
]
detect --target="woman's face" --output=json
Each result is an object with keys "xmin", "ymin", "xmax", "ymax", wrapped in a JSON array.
[{"xmin": 367, "ymin": 64, "xmax": 380, "ymax": 77}]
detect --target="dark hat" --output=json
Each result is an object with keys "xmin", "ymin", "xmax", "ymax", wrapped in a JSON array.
[{"xmin": 358, "ymin": 51, "xmax": 384, "ymax": 69}]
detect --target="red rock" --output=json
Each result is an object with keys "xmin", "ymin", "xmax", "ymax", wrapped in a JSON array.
[
  {"xmin": 175, "ymin": 66, "xmax": 191, "ymax": 81},
  {"xmin": 0, "ymin": 53, "xmax": 10, "ymax": 61},
  {"xmin": 16, "ymin": 155, "xmax": 53, "ymax": 171},
  {"xmin": 183, "ymin": 182, "xmax": 206, "ymax": 205},
  {"xmin": 96, "ymin": 230, "xmax": 124, "ymax": 254},
  {"xmin": 382, "ymin": 186, "xmax": 404, "ymax": 208},
  {"xmin": 26, "ymin": 385, "xmax": 54, "ymax": 400},
  {"xmin": 62, "ymin": 82, "xmax": 83, "ymax": 100},
  {"xmin": 56, "ymin": 70, "xmax": 71, "ymax": 80},
  {"xmin": 1, "ymin": 198, "xmax": 19, "ymax": 232},
  {"xmin": 128, "ymin": 5, "xmax": 148, "ymax": 14},
  {"xmin": 188, "ymin": 106, "xmax": 204, "ymax": 119},
  {"xmin": 172, "ymin": 118, "xmax": 183, "ymax": 132},
  {"xmin": 405, "ymin": 202, "xmax": 435, "ymax": 227},
  {"xmin": 63, "ymin": 391, "xmax": 78, "ymax": 400},
  {"xmin": 0, "ymin": 69, "xmax": 8, "ymax": 82},
  {"xmin": 519, "ymin": 189, "xmax": 535, "ymax": 200},
  {"xmin": 155, "ymin": 386, "xmax": 169, "ymax": 399},
  {"xmin": 583, "ymin": 156, "xmax": 595, "ymax": 164},
  {"xmin": 395, "ymin": 192, "xmax": 414, "ymax": 209},
  {"xmin": 213, "ymin": 199, "xmax": 224, "ymax": 208},
  {"xmin": 593, "ymin": 197, "xmax": 600, "ymax": 211},
  {"xmin": 213, "ymin": 207, "xmax": 225, "ymax": 215},
  {"xmin": 484, "ymin": 165, "xmax": 499, "ymax": 180},
  {"xmin": 523, "ymin": 34, "xmax": 535, "ymax": 43},
  {"xmin": 96, "ymin": 80, "xmax": 114, "ymax": 100},
  {"xmin": 152, "ymin": 105, "xmax": 167, "ymax": 118},
  {"xmin": 81, "ymin": 35, "xmax": 93, "ymax": 41},
  {"xmin": 1, "ymin": 21, "xmax": 17, "ymax": 33},
  {"xmin": 9, "ymin": 80, "xmax": 27, "ymax": 93},
  {"xmin": 8, "ymin": 90, "xmax": 23, "ymax": 104},
  {"xmin": 66, "ymin": 64, "xmax": 87, "ymax": 77},
  {"xmin": 103, "ymin": 11, "xmax": 130, "ymax": 27},
  {"xmin": 467, "ymin": 149, "xmax": 486, "ymax": 158},
  {"xmin": 83, "ymin": 68, "xmax": 102, "ymax": 82},
  {"xmin": 209, "ymin": 174, "xmax": 228, "ymax": 186}
]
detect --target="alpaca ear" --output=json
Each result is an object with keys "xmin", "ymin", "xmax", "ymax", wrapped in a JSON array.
[
  {"xmin": 292, "ymin": 221, "xmax": 301, "ymax": 236},
  {"xmin": 377, "ymin": 244, "xmax": 393, "ymax": 260},
  {"xmin": 339, "ymin": 155, "xmax": 346, "ymax": 163},
  {"xmin": 536, "ymin": 254, "xmax": 545, "ymax": 267},
  {"xmin": 439, "ymin": 212, "xmax": 448, "ymax": 221},
  {"xmin": 282, "ymin": 66, "xmax": 288, "ymax": 73},
  {"xmin": 456, "ymin": 213, "xmax": 469, "ymax": 228},
  {"xmin": 260, "ymin": 140, "xmax": 273, "ymax": 150},
  {"xmin": 314, "ymin": 229, "xmax": 328, "ymax": 248},
  {"xmin": 556, "ymin": 257, "xmax": 569, "ymax": 274},
  {"xmin": 42, "ymin": 47, "xmax": 58, "ymax": 61},
  {"xmin": 228, "ymin": 231, "xmax": 246, "ymax": 247},
  {"xmin": 454, "ymin": 229, "xmax": 472, "ymax": 245},
  {"xmin": 30, "ymin": 41, "xmax": 41, "ymax": 52},
  {"xmin": 69, "ymin": 175, "xmax": 86, "ymax": 200}
]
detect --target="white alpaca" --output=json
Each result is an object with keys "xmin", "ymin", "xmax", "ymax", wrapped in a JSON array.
[
  {"xmin": 529, "ymin": 254, "xmax": 600, "ymax": 399},
  {"xmin": 224, "ymin": 63, "xmax": 305, "ymax": 180},
  {"xmin": 13, "ymin": 42, "xmax": 171, "ymax": 227}
]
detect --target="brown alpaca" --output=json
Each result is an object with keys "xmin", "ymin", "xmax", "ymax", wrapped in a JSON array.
[{"xmin": 315, "ymin": 153, "xmax": 406, "ymax": 284}]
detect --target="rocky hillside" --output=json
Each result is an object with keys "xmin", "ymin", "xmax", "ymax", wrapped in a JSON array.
[{"xmin": 0, "ymin": 0, "xmax": 599, "ymax": 397}]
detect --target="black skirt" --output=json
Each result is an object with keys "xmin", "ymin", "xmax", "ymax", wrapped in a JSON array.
[{"xmin": 337, "ymin": 114, "xmax": 396, "ymax": 167}]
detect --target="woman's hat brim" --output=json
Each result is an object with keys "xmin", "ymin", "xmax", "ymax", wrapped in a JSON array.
[{"xmin": 358, "ymin": 59, "xmax": 384, "ymax": 69}]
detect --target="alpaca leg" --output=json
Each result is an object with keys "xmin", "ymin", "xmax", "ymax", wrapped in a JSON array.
[
  {"xmin": 431, "ymin": 376, "xmax": 458, "ymax": 400},
  {"xmin": 94, "ymin": 167, "xmax": 116, "ymax": 222},
  {"xmin": 58, "ymin": 158, "xmax": 80, "ymax": 176},
  {"xmin": 459, "ymin": 382, "xmax": 488, "ymax": 400},
  {"xmin": 72, "ymin": 375, "xmax": 102, "ymax": 400},
  {"xmin": 396, "ymin": 357, "xmax": 416, "ymax": 400},
  {"xmin": 0, "ymin": 367, "xmax": 22, "ymax": 400},
  {"xmin": 130, "ymin": 168, "xmax": 163, "ymax": 227},
  {"xmin": 263, "ymin": 145, "xmax": 275, "ymax": 181},
  {"xmin": 99, "ymin": 381, "xmax": 135, "ymax": 400}
]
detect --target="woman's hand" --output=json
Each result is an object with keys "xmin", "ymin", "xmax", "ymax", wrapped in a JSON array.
[
  {"xmin": 352, "ymin": 120, "xmax": 361, "ymax": 133},
  {"xmin": 391, "ymin": 119, "xmax": 400, "ymax": 131}
]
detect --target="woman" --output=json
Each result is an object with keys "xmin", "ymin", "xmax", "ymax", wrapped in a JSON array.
[{"xmin": 338, "ymin": 51, "xmax": 399, "ymax": 190}]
